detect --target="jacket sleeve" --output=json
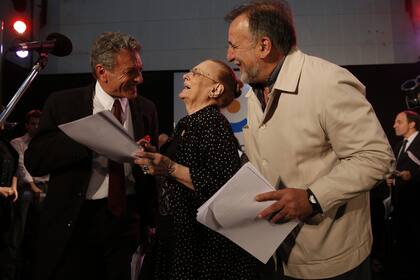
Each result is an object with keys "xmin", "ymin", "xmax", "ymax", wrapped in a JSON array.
[
  {"xmin": 25, "ymin": 93, "xmax": 91, "ymax": 177},
  {"xmin": 309, "ymin": 67, "xmax": 395, "ymax": 212}
]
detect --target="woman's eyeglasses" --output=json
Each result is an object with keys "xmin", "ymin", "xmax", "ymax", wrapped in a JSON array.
[{"xmin": 189, "ymin": 68, "xmax": 220, "ymax": 84}]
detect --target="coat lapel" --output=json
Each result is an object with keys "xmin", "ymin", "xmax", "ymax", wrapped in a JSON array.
[{"xmin": 261, "ymin": 48, "xmax": 305, "ymax": 125}]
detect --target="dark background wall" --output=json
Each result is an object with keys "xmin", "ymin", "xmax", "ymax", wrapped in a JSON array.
[
  {"xmin": 345, "ymin": 62, "xmax": 420, "ymax": 147},
  {"xmin": 2, "ymin": 60, "xmax": 420, "ymax": 147}
]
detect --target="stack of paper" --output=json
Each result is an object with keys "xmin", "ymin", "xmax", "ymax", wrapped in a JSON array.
[
  {"xmin": 197, "ymin": 162, "xmax": 299, "ymax": 263},
  {"xmin": 59, "ymin": 110, "xmax": 138, "ymax": 163}
]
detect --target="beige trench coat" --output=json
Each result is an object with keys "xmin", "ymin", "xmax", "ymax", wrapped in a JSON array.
[{"xmin": 243, "ymin": 48, "xmax": 394, "ymax": 279}]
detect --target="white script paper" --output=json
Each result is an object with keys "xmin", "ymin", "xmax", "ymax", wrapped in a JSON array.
[
  {"xmin": 197, "ymin": 162, "xmax": 300, "ymax": 263},
  {"xmin": 59, "ymin": 110, "xmax": 138, "ymax": 163}
]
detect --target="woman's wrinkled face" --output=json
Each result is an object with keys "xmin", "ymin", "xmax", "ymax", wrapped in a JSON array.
[{"xmin": 179, "ymin": 61, "xmax": 221, "ymax": 105}]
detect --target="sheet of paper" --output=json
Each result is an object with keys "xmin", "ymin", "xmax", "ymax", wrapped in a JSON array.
[
  {"xmin": 197, "ymin": 162, "xmax": 300, "ymax": 263},
  {"xmin": 407, "ymin": 150, "xmax": 420, "ymax": 166},
  {"xmin": 382, "ymin": 195, "xmax": 393, "ymax": 219},
  {"xmin": 58, "ymin": 110, "xmax": 138, "ymax": 163}
]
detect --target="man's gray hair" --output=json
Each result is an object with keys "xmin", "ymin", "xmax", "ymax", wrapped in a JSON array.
[
  {"xmin": 225, "ymin": 0, "xmax": 296, "ymax": 55},
  {"xmin": 90, "ymin": 32, "xmax": 141, "ymax": 78}
]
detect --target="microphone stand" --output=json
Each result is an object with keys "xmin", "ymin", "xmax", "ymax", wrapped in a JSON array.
[{"xmin": 0, "ymin": 52, "xmax": 48, "ymax": 122}]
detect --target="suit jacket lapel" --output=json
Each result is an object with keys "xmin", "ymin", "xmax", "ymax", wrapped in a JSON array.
[
  {"xmin": 396, "ymin": 133, "xmax": 420, "ymax": 168},
  {"xmin": 406, "ymin": 133, "xmax": 420, "ymax": 157},
  {"xmin": 129, "ymin": 98, "xmax": 144, "ymax": 141}
]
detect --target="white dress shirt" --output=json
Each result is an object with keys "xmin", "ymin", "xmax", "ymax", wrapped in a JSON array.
[
  {"xmin": 404, "ymin": 131, "xmax": 418, "ymax": 152},
  {"xmin": 10, "ymin": 133, "xmax": 49, "ymax": 186},
  {"xmin": 85, "ymin": 82, "xmax": 136, "ymax": 199}
]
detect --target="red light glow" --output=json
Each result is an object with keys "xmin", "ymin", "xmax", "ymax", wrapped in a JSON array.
[{"xmin": 13, "ymin": 20, "xmax": 27, "ymax": 34}]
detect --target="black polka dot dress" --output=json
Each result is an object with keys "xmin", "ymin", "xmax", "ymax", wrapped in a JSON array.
[{"xmin": 152, "ymin": 105, "xmax": 259, "ymax": 280}]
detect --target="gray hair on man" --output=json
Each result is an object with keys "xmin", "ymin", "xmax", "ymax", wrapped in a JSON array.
[{"xmin": 90, "ymin": 32, "xmax": 141, "ymax": 79}]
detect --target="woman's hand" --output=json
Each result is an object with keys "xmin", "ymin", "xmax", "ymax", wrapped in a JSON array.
[
  {"xmin": 133, "ymin": 151, "xmax": 174, "ymax": 176},
  {"xmin": 133, "ymin": 151, "xmax": 194, "ymax": 190}
]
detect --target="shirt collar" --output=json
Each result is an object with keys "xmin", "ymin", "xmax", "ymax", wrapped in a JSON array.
[
  {"xmin": 405, "ymin": 131, "xmax": 419, "ymax": 148},
  {"xmin": 95, "ymin": 82, "xmax": 128, "ymax": 113},
  {"xmin": 250, "ymin": 59, "xmax": 284, "ymax": 92}
]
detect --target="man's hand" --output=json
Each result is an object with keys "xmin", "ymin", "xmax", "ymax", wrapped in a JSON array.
[
  {"xmin": 399, "ymin": 170, "xmax": 412, "ymax": 181},
  {"xmin": 137, "ymin": 135, "xmax": 156, "ymax": 153},
  {"xmin": 255, "ymin": 188, "xmax": 313, "ymax": 223},
  {"xmin": 30, "ymin": 182, "xmax": 44, "ymax": 201},
  {"xmin": 0, "ymin": 187, "xmax": 12, "ymax": 198},
  {"xmin": 386, "ymin": 176, "xmax": 393, "ymax": 187}
]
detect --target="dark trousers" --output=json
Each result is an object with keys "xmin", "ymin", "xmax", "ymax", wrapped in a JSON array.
[
  {"xmin": 257, "ymin": 256, "xmax": 283, "ymax": 280},
  {"xmin": 48, "ymin": 197, "xmax": 140, "ymax": 280},
  {"xmin": 389, "ymin": 210, "xmax": 419, "ymax": 280},
  {"xmin": 283, "ymin": 256, "xmax": 371, "ymax": 280},
  {"xmin": 0, "ymin": 190, "xmax": 44, "ymax": 280}
]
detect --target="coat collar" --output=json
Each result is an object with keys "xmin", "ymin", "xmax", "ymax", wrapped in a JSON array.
[
  {"xmin": 245, "ymin": 47, "xmax": 305, "ymax": 98},
  {"xmin": 245, "ymin": 47, "xmax": 305, "ymax": 126},
  {"xmin": 272, "ymin": 47, "xmax": 305, "ymax": 94}
]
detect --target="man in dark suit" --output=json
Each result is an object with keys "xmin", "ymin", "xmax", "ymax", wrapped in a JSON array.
[
  {"xmin": 386, "ymin": 110, "xmax": 420, "ymax": 279},
  {"xmin": 24, "ymin": 32, "xmax": 159, "ymax": 280}
]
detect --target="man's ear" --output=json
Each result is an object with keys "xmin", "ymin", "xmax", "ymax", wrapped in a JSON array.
[
  {"xmin": 257, "ymin": 36, "xmax": 272, "ymax": 59},
  {"xmin": 209, "ymin": 83, "xmax": 224, "ymax": 98},
  {"xmin": 95, "ymin": 64, "xmax": 108, "ymax": 83}
]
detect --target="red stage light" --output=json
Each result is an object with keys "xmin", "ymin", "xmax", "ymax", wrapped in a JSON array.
[{"xmin": 12, "ymin": 19, "xmax": 27, "ymax": 34}]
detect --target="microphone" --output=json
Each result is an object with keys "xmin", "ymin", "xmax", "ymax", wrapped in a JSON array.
[{"xmin": 9, "ymin": 33, "xmax": 73, "ymax": 57}]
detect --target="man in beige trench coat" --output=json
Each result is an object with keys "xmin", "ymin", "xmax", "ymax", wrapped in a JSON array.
[{"xmin": 225, "ymin": 1, "xmax": 394, "ymax": 279}]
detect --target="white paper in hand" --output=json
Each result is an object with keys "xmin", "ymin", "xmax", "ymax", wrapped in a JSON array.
[
  {"xmin": 59, "ymin": 110, "xmax": 138, "ymax": 163},
  {"xmin": 197, "ymin": 162, "xmax": 299, "ymax": 263}
]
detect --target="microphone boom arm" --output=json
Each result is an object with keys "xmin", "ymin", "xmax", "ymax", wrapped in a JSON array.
[{"xmin": 0, "ymin": 53, "xmax": 48, "ymax": 122}]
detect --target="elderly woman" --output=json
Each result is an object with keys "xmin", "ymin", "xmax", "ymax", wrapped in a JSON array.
[{"xmin": 135, "ymin": 60, "xmax": 258, "ymax": 280}]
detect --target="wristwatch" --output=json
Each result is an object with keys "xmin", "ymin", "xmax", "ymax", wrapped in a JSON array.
[{"xmin": 306, "ymin": 189, "xmax": 322, "ymax": 215}]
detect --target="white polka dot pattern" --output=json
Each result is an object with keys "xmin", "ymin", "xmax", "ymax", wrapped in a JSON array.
[{"xmin": 152, "ymin": 105, "xmax": 259, "ymax": 280}]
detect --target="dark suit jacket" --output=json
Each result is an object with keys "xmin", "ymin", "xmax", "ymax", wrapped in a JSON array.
[
  {"xmin": 24, "ymin": 85, "xmax": 159, "ymax": 280},
  {"xmin": 393, "ymin": 133, "xmax": 420, "ymax": 208},
  {"xmin": 392, "ymin": 133, "xmax": 420, "ymax": 254}
]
